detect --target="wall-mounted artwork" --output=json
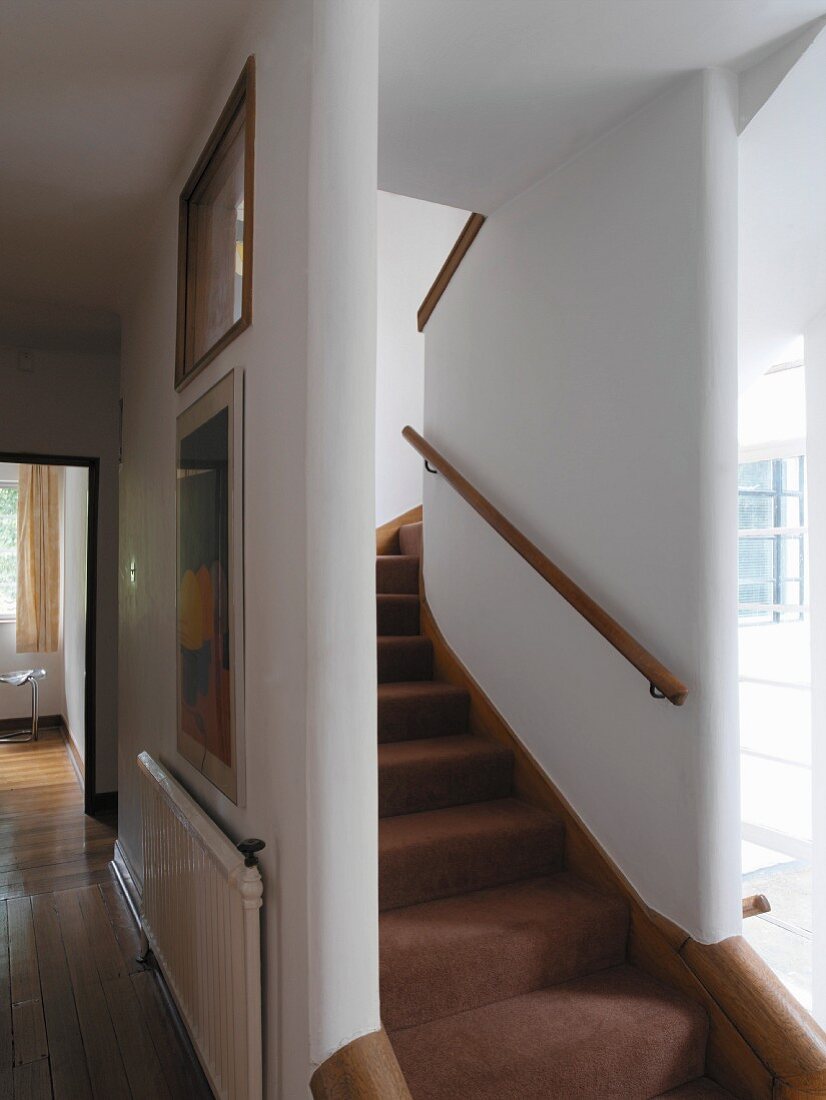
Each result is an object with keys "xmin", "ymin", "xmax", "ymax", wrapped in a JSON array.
[
  {"xmin": 176, "ymin": 370, "xmax": 245, "ymax": 804},
  {"xmin": 175, "ymin": 57, "xmax": 255, "ymax": 392}
]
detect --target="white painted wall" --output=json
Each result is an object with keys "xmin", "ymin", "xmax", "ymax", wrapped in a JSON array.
[
  {"xmin": 422, "ymin": 71, "xmax": 741, "ymax": 942},
  {"xmin": 376, "ymin": 191, "xmax": 468, "ymax": 524},
  {"xmin": 62, "ymin": 465, "xmax": 88, "ymax": 763},
  {"xmin": 0, "ymin": 347, "xmax": 118, "ymax": 792},
  {"xmin": 116, "ymin": 1, "xmax": 379, "ymax": 1093}
]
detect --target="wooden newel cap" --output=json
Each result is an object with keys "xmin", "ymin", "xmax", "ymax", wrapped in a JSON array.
[{"xmin": 237, "ymin": 838, "xmax": 265, "ymax": 867}]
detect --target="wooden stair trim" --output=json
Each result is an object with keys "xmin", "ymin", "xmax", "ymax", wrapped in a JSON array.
[
  {"xmin": 376, "ymin": 505, "xmax": 422, "ymax": 556},
  {"xmin": 419, "ymin": 594, "xmax": 826, "ymax": 1099},
  {"xmin": 417, "ymin": 213, "xmax": 486, "ymax": 332},
  {"xmin": 310, "ymin": 1027, "xmax": 412, "ymax": 1100}
]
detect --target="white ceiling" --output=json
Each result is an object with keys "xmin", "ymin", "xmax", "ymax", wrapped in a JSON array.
[
  {"xmin": 379, "ymin": 0, "xmax": 826, "ymax": 213},
  {"xmin": 739, "ymin": 29, "xmax": 826, "ymax": 389},
  {"xmin": 1, "ymin": 0, "xmax": 825, "ymax": 342},
  {"xmin": 0, "ymin": 0, "xmax": 254, "ymax": 317}
]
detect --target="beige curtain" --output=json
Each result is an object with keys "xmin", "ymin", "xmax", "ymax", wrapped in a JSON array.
[{"xmin": 16, "ymin": 465, "xmax": 60, "ymax": 654}]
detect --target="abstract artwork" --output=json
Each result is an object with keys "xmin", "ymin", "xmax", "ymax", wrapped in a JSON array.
[{"xmin": 176, "ymin": 370, "xmax": 244, "ymax": 803}]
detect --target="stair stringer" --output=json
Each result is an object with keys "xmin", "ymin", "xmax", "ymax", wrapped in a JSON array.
[{"xmin": 419, "ymin": 594, "xmax": 826, "ymax": 1100}]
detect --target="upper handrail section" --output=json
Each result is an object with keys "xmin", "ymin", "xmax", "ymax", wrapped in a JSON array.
[
  {"xmin": 402, "ymin": 426, "xmax": 689, "ymax": 706},
  {"xmin": 417, "ymin": 213, "xmax": 486, "ymax": 332}
]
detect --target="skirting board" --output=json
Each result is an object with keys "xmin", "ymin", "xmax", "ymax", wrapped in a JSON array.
[
  {"xmin": 0, "ymin": 712, "xmax": 62, "ymax": 733},
  {"xmin": 60, "ymin": 718, "xmax": 85, "ymax": 782},
  {"xmin": 94, "ymin": 791, "xmax": 118, "ymax": 815},
  {"xmin": 113, "ymin": 838, "xmax": 144, "ymax": 909}
]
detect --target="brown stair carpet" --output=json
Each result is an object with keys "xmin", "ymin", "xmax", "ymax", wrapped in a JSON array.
[
  {"xmin": 655, "ymin": 1082, "xmax": 735, "ymax": 1098},
  {"xmin": 376, "ymin": 522, "xmax": 734, "ymax": 1099}
]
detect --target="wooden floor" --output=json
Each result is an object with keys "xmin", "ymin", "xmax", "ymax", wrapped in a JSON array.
[{"xmin": 0, "ymin": 731, "xmax": 212, "ymax": 1099}]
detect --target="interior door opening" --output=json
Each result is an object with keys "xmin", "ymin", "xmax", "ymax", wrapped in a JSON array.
[{"xmin": 0, "ymin": 452, "xmax": 99, "ymax": 816}]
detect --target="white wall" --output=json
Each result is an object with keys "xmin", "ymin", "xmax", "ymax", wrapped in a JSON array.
[
  {"xmin": 422, "ymin": 71, "xmax": 741, "ymax": 942},
  {"xmin": 376, "ymin": 191, "xmax": 468, "ymax": 524},
  {"xmin": 116, "ymin": 2, "xmax": 379, "ymax": 1093},
  {"xmin": 63, "ymin": 465, "xmax": 88, "ymax": 763},
  {"xmin": 0, "ymin": 349, "xmax": 118, "ymax": 793}
]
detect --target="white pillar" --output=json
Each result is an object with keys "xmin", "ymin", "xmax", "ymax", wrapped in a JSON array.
[
  {"xmin": 805, "ymin": 309, "xmax": 826, "ymax": 1022},
  {"xmin": 305, "ymin": 0, "xmax": 381, "ymax": 1068}
]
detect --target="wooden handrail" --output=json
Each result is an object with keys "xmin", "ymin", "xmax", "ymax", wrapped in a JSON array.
[
  {"xmin": 403, "ymin": 426, "xmax": 689, "ymax": 705},
  {"xmin": 742, "ymin": 893, "xmax": 771, "ymax": 919},
  {"xmin": 417, "ymin": 213, "xmax": 486, "ymax": 332}
]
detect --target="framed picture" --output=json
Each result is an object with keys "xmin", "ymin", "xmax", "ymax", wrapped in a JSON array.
[
  {"xmin": 176, "ymin": 370, "xmax": 245, "ymax": 804},
  {"xmin": 175, "ymin": 57, "xmax": 255, "ymax": 392}
]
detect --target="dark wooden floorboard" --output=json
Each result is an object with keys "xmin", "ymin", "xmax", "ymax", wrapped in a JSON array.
[
  {"xmin": 0, "ymin": 732, "xmax": 213, "ymax": 1099},
  {"xmin": 11, "ymin": 1059, "xmax": 50, "ymax": 1100},
  {"xmin": 29, "ymin": 895, "xmax": 91, "ymax": 1100}
]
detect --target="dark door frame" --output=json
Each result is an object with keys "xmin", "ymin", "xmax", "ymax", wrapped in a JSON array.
[{"xmin": 0, "ymin": 451, "xmax": 100, "ymax": 816}]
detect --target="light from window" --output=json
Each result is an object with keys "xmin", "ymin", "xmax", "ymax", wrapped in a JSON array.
[
  {"xmin": 0, "ymin": 485, "xmax": 17, "ymax": 618},
  {"xmin": 738, "ymin": 457, "xmax": 806, "ymax": 625}
]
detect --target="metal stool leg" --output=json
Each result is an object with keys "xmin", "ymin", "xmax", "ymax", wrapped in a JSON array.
[{"xmin": 0, "ymin": 674, "xmax": 38, "ymax": 744}]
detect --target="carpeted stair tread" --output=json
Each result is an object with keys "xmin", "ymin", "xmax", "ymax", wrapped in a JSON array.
[
  {"xmin": 380, "ymin": 798, "xmax": 563, "ymax": 910},
  {"xmin": 389, "ymin": 964, "xmax": 708, "ymax": 1100},
  {"xmin": 377, "ymin": 555, "xmax": 420, "ymax": 594},
  {"xmin": 378, "ymin": 681, "xmax": 470, "ymax": 743},
  {"xmin": 380, "ymin": 871, "xmax": 629, "ymax": 1030},
  {"xmin": 377, "ymin": 593, "xmax": 421, "ymax": 636},
  {"xmin": 378, "ymin": 636, "xmax": 434, "ymax": 683},
  {"xmin": 399, "ymin": 521, "xmax": 423, "ymax": 557},
  {"xmin": 654, "ymin": 1080, "xmax": 735, "ymax": 1098},
  {"xmin": 379, "ymin": 735, "xmax": 514, "ymax": 817}
]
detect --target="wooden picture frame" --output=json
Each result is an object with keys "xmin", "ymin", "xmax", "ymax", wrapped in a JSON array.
[
  {"xmin": 176, "ymin": 370, "xmax": 246, "ymax": 804},
  {"xmin": 175, "ymin": 57, "xmax": 255, "ymax": 392}
]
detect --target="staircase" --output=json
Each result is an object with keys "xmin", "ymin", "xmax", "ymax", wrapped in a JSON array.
[{"xmin": 376, "ymin": 521, "xmax": 734, "ymax": 1100}]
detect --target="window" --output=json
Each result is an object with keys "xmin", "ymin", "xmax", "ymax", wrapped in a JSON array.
[
  {"xmin": 738, "ymin": 456, "xmax": 806, "ymax": 624},
  {"xmin": 0, "ymin": 483, "xmax": 18, "ymax": 619}
]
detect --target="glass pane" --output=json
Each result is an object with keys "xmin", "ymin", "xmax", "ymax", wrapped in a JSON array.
[
  {"xmin": 780, "ymin": 494, "xmax": 803, "ymax": 527},
  {"xmin": 183, "ymin": 88, "xmax": 249, "ymax": 375},
  {"xmin": 781, "ymin": 457, "xmax": 803, "ymax": 492},
  {"xmin": 739, "ymin": 619, "xmax": 811, "ymax": 683},
  {"xmin": 741, "ymin": 754, "xmax": 811, "ymax": 841},
  {"xmin": 739, "ymin": 460, "xmax": 773, "ymax": 491},
  {"xmin": 739, "ymin": 494, "xmax": 773, "ymax": 529},
  {"xmin": 739, "ymin": 538, "xmax": 773, "ymax": 581},
  {"xmin": 0, "ymin": 487, "xmax": 17, "ymax": 617},
  {"xmin": 739, "ymin": 681, "xmax": 811, "ymax": 764}
]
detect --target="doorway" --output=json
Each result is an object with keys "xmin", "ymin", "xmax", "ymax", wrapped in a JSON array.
[{"xmin": 0, "ymin": 452, "xmax": 100, "ymax": 816}]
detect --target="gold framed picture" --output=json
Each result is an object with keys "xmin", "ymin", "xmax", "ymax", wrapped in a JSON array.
[{"xmin": 175, "ymin": 57, "xmax": 255, "ymax": 392}]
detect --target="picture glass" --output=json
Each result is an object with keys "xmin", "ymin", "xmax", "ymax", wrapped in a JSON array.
[
  {"xmin": 185, "ymin": 104, "xmax": 246, "ymax": 369},
  {"xmin": 176, "ymin": 373, "xmax": 239, "ymax": 801}
]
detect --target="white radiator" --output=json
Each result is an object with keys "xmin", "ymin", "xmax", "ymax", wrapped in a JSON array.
[{"xmin": 138, "ymin": 752, "xmax": 264, "ymax": 1100}]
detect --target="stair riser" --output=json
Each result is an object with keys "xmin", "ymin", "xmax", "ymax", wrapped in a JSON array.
[
  {"xmin": 380, "ymin": 818, "xmax": 564, "ymax": 910},
  {"xmin": 378, "ymin": 639, "xmax": 433, "ymax": 683},
  {"xmin": 377, "ymin": 595, "xmax": 420, "ymax": 636},
  {"xmin": 379, "ymin": 751, "xmax": 513, "ymax": 817},
  {"xmin": 378, "ymin": 690, "xmax": 469, "ymax": 743},
  {"xmin": 398, "ymin": 522, "xmax": 423, "ymax": 558},
  {"xmin": 376, "ymin": 556, "xmax": 420, "ymax": 595},
  {"xmin": 381, "ymin": 887, "xmax": 629, "ymax": 1029}
]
